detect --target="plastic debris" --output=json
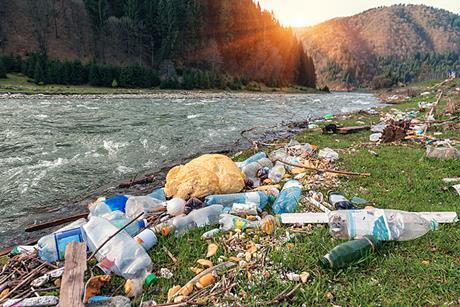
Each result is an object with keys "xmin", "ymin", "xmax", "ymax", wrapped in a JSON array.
[
  {"xmin": 318, "ymin": 148, "xmax": 339, "ymax": 161},
  {"xmin": 272, "ymin": 180, "xmax": 302, "ymax": 214},
  {"xmin": 206, "ymin": 243, "xmax": 218, "ymax": 258},
  {"xmin": 166, "ymin": 198, "xmax": 186, "ymax": 216},
  {"xmin": 160, "ymin": 268, "xmax": 174, "ymax": 279},
  {"xmin": 3, "ymin": 296, "xmax": 59, "ymax": 307},
  {"xmin": 87, "ymin": 296, "xmax": 131, "ymax": 307}
]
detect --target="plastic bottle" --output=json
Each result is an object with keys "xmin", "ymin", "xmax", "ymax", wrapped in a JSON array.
[
  {"xmin": 166, "ymin": 198, "xmax": 186, "ymax": 216},
  {"xmin": 3, "ymin": 296, "xmax": 59, "ymax": 307},
  {"xmin": 272, "ymin": 180, "xmax": 302, "ymax": 214},
  {"xmin": 124, "ymin": 195, "xmax": 165, "ymax": 219},
  {"xmin": 329, "ymin": 192, "xmax": 357, "ymax": 210},
  {"xmin": 269, "ymin": 149, "xmax": 301, "ymax": 170},
  {"xmin": 157, "ymin": 205, "xmax": 224, "ymax": 236},
  {"xmin": 103, "ymin": 211, "xmax": 147, "ymax": 236},
  {"xmin": 37, "ymin": 218, "xmax": 88, "ymax": 263},
  {"xmin": 89, "ymin": 195, "xmax": 129, "ymax": 217},
  {"xmin": 204, "ymin": 190, "xmax": 276, "ymax": 210},
  {"xmin": 242, "ymin": 158, "xmax": 273, "ymax": 180},
  {"xmin": 134, "ymin": 228, "xmax": 158, "ymax": 251},
  {"xmin": 219, "ymin": 214, "xmax": 276, "ymax": 234},
  {"xmin": 148, "ymin": 187, "xmax": 166, "ymax": 201},
  {"xmin": 268, "ymin": 161, "xmax": 286, "ymax": 183},
  {"xmin": 83, "ymin": 216, "xmax": 152, "ymax": 279},
  {"xmin": 328, "ymin": 209, "xmax": 439, "ymax": 241},
  {"xmin": 239, "ymin": 152, "xmax": 267, "ymax": 169}
]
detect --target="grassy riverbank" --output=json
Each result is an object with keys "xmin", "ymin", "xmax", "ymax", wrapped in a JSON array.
[
  {"xmin": 0, "ymin": 73, "xmax": 318, "ymax": 95},
  {"xmin": 1, "ymin": 80, "xmax": 458, "ymax": 305},
  {"xmin": 134, "ymin": 82, "xmax": 459, "ymax": 305}
]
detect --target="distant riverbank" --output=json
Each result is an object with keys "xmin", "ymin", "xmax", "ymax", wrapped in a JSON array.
[{"xmin": 0, "ymin": 73, "xmax": 322, "ymax": 96}]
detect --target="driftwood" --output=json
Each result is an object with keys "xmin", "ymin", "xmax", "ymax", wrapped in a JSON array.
[
  {"xmin": 336, "ymin": 125, "xmax": 371, "ymax": 134},
  {"xmin": 25, "ymin": 212, "xmax": 88, "ymax": 233},
  {"xmin": 60, "ymin": 242, "xmax": 87, "ymax": 307},
  {"xmin": 276, "ymin": 159, "xmax": 371, "ymax": 177}
]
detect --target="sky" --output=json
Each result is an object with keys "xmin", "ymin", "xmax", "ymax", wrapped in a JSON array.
[{"xmin": 257, "ymin": 0, "xmax": 460, "ymax": 27}]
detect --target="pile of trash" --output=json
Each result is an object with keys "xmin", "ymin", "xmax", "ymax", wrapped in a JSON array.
[
  {"xmin": 369, "ymin": 92, "xmax": 459, "ymax": 160},
  {"xmin": 0, "ymin": 141, "xmax": 458, "ymax": 306}
]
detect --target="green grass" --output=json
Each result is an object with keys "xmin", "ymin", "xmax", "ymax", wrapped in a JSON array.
[{"xmin": 127, "ymin": 89, "xmax": 460, "ymax": 305}]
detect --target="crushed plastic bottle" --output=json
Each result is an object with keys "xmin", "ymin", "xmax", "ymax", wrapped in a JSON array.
[
  {"xmin": 328, "ymin": 209, "xmax": 438, "ymax": 241},
  {"xmin": 204, "ymin": 190, "xmax": 277, "ymax": 210},
  {"xmin": 241, "ymin": 158, "xmax": 273, "ymax": 186},
  {"xmin": 320, "ymin": 236, "xmax": 381, "ymax": 269},
  {"xmin": 268, "ymin": 161, "xmax": 286, "ymax": 183},
  {"xmin": 83, "ymin": 216, "xmax": 152, "ymax": 279},
  {"xmin": 239, "ymin": 152, "xmax": 267, "ymax": 169},
  {"xmin": 124, "ymin": 195, "xmax": 165, "ymax": 219},
  {"xmin": 156, "ymin": 205, "xmax": 224, "ymax": 236},
  {"xmin": 269, "ymin": 149, "xmax": 301, "ymax": 170},
  {"xmin": 272, "ymin": 180, "xmax": 302, "ymax": 214},
  {"xmin": 329, "ymin": 192, "xmax": 357, "ymax": 210},
  {"xmin": 87, "ymin": 296, "xmax": 131, "ymax": 307},
  {"xmin": 227, "ymin": 202, "xmax": 258, "ymax": 216},
  {"xmin": 37, "ymin": 218, "xmax": 88, "ymax": 263}
]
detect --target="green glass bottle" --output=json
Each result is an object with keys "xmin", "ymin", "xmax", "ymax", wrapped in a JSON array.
[{"xmin": 320, "ymin": 236, "xmax": 381, "ymax": 269}]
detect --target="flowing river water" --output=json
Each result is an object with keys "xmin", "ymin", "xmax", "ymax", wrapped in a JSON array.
[{"xmin": 0, "ymin": 91, "xmax": 380, "ymax": 247}]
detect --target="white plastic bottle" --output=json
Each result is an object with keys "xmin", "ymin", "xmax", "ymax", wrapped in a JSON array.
[
  {"xmin": 241, "ymin": 158, "xmax": 273, "ymax": 184},
  {"xmin": 83, "ymin": 216, "xmax": 152, "ymax": 279},
  {"xmin": 328, "ymin": 209, "xmax": 438, "ymax": 241}
]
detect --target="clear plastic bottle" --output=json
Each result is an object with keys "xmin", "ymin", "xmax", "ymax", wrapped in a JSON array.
[
  {"xmin": 204, "ymin": 190, "xmax": 276, "ymax": 209},
  {"xmin": 239, "ymin": 152, "xmax": 267, "ymax": 169},
  {"xmin": 272, "ymin": 180, "xmax": 302, "ymax": 214},
  {"xmin": 268, "ymin": 161, "xmax": 286, "ymax": 183},
  {"xmin": 37, "ymin": 218, "xmax": 88, "ymax": 263},
  {"xmin": 148, "ymin": 187, "xmax": 166, "ymax": 201},
  {"xmin": 158, "ymin": 205, "xmax": 224, "ymax": 236},
  {"xmin": 242, "ymin": 158, "xmax": 273, "ymax": 180},
  {"xmin": 89, "ymin": 195, "xmax": 129, "ymax": 217},
  {"xmin": 83, "ymin": 216, "xmax": 152, "ymax": 279},
  {"xmin": 103, "ymin": 211, "xmax": 147, "ymax": 236},
  {"xmin": 328, "ymin": 209, "xmax": 439, "ymax": 241},
  {"xmin": 124, "ymin": 195, "xmax": 165, "ymax": 219},
  {"xmin": 219, "ymin": 214, "xmax": 276, "ymax": 234},
  {"xmin": 269, "ymin": 149, "xmax": 301, "ymax": 169},
  {"xmin": 328, "ymin": 192, "xmax": 357, "ymax": 210}
]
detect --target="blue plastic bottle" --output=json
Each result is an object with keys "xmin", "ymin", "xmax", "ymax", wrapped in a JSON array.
[
  {"xmin": 239, "ymin": 152, "xmax": 267, "ymax": 169},
  {"xmin": 272, "ymin": 180, "xmax": 302, "ymax": 214},
  {"xmin": 148, "ymin": 188, "xmax": 166, "ymax": 202},
  {"xmin": 38, "ymin": 226, "xmax": 86, "ymax": 262},
  {"xmin": 204, "ymin": 191, "xmax": 275, "ymax": 209}
]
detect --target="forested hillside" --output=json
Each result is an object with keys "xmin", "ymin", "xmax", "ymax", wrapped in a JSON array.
[
  {"xmin": 297, "ymin": 4, "xmax": 459, "ymax": 89},
  {"xmin": 0, "ymin": 0, "xmax": 316, "ymax": 89}
]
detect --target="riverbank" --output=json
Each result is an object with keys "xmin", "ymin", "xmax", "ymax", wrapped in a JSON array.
[
  {"xmin": 1, "ymin": 80, "xmax": 459, "ymax": 305},
  {"xmin": 0, "ymin": 73, "xmax": 321, "ymax": 96}
]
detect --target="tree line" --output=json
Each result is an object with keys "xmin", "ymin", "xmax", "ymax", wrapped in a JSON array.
[
  {"xmin": 0, "ymin": 54, "xmax": 257, "ymax": 90},
  {"xmin": 322, "ymin": 52, "xmax": 458, "ymax": 89},
  {"xmin": 2, "ymin": 0, "xmax": 316, "ymax": 89}
]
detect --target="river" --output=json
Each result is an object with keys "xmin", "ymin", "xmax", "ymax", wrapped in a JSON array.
[{"xmin": 0, "ymin": 91, "xmax": 380, "ymax": 247}]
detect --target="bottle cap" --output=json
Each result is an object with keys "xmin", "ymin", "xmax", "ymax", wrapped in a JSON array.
[
  {"xmin": 268, "ymin": 195, "xmax": 276, "ymax": 204},
  {"xmin": 145, "ymin": 273, "xmax": 158, "ymax": 286},
  {"xmin": 319, "ymin": 254, "xmax": 333, "ymax": 269}
]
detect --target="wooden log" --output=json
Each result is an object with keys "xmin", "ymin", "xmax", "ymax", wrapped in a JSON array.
[
  {"xmin": 60, "ymin": 242, "xmax": 87, "ymax": 307},
  {"xmin": 25, "ymin": 213, "xmax": 88, "ymax": 233},
  {"xmin": 336, "ymin": 125, "xmax": 371, "ymax": 134}
]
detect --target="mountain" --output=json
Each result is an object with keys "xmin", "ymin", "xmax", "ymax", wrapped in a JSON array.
[
  {"xmin": 0, "ymin": 0, "xmax": 316, "ymax": 89},
  {"xmin": 296, "ymin": 4, "xmax": 460, "ymax": 89}
]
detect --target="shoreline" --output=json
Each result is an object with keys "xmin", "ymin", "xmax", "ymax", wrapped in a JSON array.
[{"xmin": 0, "ymin": 102, "xmax": 383, "ymax": 249}]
